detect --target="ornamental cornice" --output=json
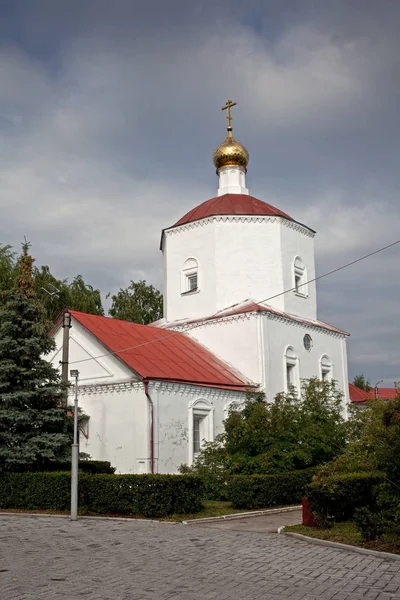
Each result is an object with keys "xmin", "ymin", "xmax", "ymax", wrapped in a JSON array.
[
  {"xmin": 164, "ymin": 215, "xmax": 315, "ymax": 239},
  {"xmin": 150, "ymin": 380, "xmax": 249, "ymax": 400},
  {"xmin": 69, "ymin": 380, "xmax": 142, "ymax": 396},
  {"xmin": 69, "ymin": 378, "xmax": 251, "ymax": 399},
  {"xmin": 169, "ymin": 308, "xmax": 346, "ymax": 339},
  {"xmin": 261, "ymin": 312, "xmax": 347, "ymax": 339}
]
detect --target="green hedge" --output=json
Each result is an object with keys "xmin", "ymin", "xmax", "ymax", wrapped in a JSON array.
[
  {"xmin": 43, "ymin": 460, "xmax": 116, "ymax": 474},
  {"xmin": 0, "ymin": 473, "xmax": 204, "ymax": 518},
  {"xmin": 227, "ymin": 469, "xmax": 316, "ymax": 509},
  {"xmin": 306, "ymin": 472, "xmax": 385, "ymax": 521}
]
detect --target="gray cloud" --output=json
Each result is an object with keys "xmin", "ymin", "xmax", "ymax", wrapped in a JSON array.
[{"xmin": 0, "ymin": 0, "xmax": 399, "ymax": 386}]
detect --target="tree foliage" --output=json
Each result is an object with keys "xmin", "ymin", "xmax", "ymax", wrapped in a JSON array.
[
  {"xmin": 0, "ymin": 243, "xmax": 71, "ymax": 472},
  {"xmin": 108, "ymin": 279, "xmax": 163, "ymax": 324},
  {"xmin": 0, "ymin": 243, "xmax": 104, "ymax": 321},
  {"xmin": 353, "ymin": 373, "xmax": 372, "ymax": 392},
  {"xmin": 185, "ymin": 379, "xmax": 347, "ymax": 483}
]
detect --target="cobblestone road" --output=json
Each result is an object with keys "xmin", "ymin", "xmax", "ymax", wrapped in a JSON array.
[{"xmin": 1, "ymin": 515, "xmax": 400, "ymax": 600}]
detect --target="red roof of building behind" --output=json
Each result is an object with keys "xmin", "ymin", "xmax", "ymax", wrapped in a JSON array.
[
  {"xmin": 68, "ymin": 310, "xmax": 251, "ymax": 391},
  {"xmin": 172, "ymin": 194, "xmax": 294, "ymax": 227},
  {"xmin": 349, "ymin": 383, "xmax": 398, "ymax": 403}
]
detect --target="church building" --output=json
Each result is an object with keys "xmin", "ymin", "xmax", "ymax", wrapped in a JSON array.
[{"xmin": 50, "ymin": 101, "xmax": 349, "ymax": 474}]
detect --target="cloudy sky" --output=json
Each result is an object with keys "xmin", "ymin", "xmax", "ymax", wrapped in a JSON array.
[{"xmin": 1, "ymin": 0, "xmax": 399, "ymax": 386}]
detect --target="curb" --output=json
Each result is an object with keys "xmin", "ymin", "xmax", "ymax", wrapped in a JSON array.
[
  {"xmin": 0, "ymin": 512, "xmax": 171, "ymax": 525},
  {"xmin": 183, "ymin": 505, "xmax": 301, "ymax": 525},
  {"xmin": 281, "ymin": 530, "xmax": 400, "ymax": 562}
]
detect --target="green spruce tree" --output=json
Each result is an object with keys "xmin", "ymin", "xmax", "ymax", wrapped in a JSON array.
[{"xmin": 0, "ymin": 242, "xmax": 70, "ymax": 472}]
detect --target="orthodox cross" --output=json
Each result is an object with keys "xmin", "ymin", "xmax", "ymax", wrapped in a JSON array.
[{"xmin": 222, "ymin": 99, "xmax": 237, "ymax": 129}]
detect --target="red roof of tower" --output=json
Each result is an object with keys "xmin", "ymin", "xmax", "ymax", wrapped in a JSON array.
[
  {"xmin": 172, "ymin": 193, "xmax": 294, "ymax": 227},
  {"xmin": 66, "ymin": 310, "xmax": 252, "ymax": 391}
]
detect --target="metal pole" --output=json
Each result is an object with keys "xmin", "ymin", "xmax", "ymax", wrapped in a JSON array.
[
  {"xmin": 61, "ymin": 311, "xmax": 72, "ymax": 410},
  {"xmin": 71, "ymin": 373, "xmax": 79, "ymax": 521}
]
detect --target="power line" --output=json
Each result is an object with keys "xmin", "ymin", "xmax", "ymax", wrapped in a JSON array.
[{"xmin": 69, "ymin": 238, "xmax": 400, "ymax": 366}]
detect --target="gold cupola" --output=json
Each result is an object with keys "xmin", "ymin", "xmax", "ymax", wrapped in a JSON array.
[{"xmin": 213, "ymin": 100, "xmax": 249, "ymax": 173}]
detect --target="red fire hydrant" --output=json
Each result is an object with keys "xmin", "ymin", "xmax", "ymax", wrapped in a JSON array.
[{"xmin": 302, "ymin": 498, "xmax": 315, "ymax": 527}]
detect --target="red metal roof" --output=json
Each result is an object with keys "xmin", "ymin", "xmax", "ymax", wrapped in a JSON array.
[
  {"xmin": 348, "ymin": 384, "xmax": 398, "ymax": 403},
  {"xmin": 172, "ymin": 194, "xmax": 294, "ymax": 227},
  {"xmin": 349, "ymin": 383, "xmax": 373, "ymax": 403},
  {"xmin": 68, "ymin": 310, "xmax": 251, "ymax": 391}
]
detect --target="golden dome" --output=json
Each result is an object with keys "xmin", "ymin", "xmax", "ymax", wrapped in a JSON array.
[{"xmin": 213, "ymin": 129, "xmax": 249, "ymax": 172}]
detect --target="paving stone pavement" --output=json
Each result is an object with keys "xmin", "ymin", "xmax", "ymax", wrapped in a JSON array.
[{"xmin": 1, "ymin": 515, "xmax": 400, "ymax": 600}]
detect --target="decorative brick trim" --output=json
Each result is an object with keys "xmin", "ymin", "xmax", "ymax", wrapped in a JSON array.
[{"xmin": 163, "ymin": 215, "xmax": 315, "ymax": 239}]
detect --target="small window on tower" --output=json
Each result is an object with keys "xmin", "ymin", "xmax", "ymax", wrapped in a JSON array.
[
  {"xmin": 187, "ymin": 273, "xmax": 198, "ymax": 292},
  {"xmin": 182, "ymin": 258, "xmax": 199, "ymax": 295},
  {"xmin": 293, "ymin": 257, "xmax": 307, "ymax": 297}
]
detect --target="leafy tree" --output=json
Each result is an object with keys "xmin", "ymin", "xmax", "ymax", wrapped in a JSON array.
[
  {"xmin": 353, "ymin": 374, "xmax": 372, "ymax": 392},
  {"xmin": 108, "ymin": 279, "xmax": 163, "ymax": 324},
  {"xmin": 0, "ymin": 244, "xmax": 17, "ymax": 292},
  {"xmin": 183, "ymin": 379, "xmax": 347, "ymax": 487},
  {"xmin": 0, "ymin": 243, "xmax": 71, "ymax": 472},
  {"xmin": 0, "ymin": 242, "xmax": 104, "ymax": 321}
]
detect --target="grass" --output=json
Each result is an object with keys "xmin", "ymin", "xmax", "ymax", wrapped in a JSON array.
[
  {"xmin": 285, "ymin": 521, "xmax": 400, "ymax": 555},
  {"xmin": 160, "ymin": 500, "xmax": 259, "ymax": 522},
  {"xmin": 0, "ymin": 501, "xmax": 261, "ymax": 522}
]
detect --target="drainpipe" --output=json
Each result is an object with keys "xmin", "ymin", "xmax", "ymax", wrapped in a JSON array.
[{"xmin": 143, "ymin": 379, "xmax": 154, "ymax": 474}]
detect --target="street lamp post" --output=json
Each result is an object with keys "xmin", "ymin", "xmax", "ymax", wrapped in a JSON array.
[{"xmin": 70, "ymin": 369, "xmax": 80, "ymax": 521}]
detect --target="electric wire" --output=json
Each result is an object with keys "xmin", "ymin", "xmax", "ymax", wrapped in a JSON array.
[{"xmin": 69, "ymin": 238, "xmax": 400, "ymax": 366}]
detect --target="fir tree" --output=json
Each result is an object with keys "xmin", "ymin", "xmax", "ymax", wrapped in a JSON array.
[{"xmin": 0, "ymin": 242, "xmax": 70, "ymax": 472}]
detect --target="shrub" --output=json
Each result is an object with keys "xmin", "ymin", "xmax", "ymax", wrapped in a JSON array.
[
  {"xmin": 306, "ymin": 472, "xmax": 385, "ymax": 521},
  {"xmin": 41, "ymin": 459, "xmax": 116, "ymax": 474},
  {"xmin": 0, "ymin": 472, "xmax": 204, "ymax": 518},
  {"xmin": 227, "ymin": 468, "xmax": 316, "ymax": 509},
  {"xmin": 354, "ymin": 506, "xmax": 386, "ymax": 541}
]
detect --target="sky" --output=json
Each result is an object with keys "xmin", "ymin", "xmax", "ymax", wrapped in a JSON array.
[{"xmin": 0, "ymin": 0, "xmax": 399, "ymax": 387}]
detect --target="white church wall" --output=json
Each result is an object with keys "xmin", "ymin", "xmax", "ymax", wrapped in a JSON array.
[
  {"xmin": 50, "ymin": 318, "xmax": 149, "ymax": 474},
  {"xmin": 77, "ymin": 386, "xmax": 149, "ymax": 474},
  {"xmin": 163, "ymin": 222, "xmax": 217, "ymax": 322},
  {"xmin": 154, "ymin": 382, "xmax": 246, "ymax": 473},
  {"xmin": 263, "ymin": 315, "xmax": 349, "ymax": 408},
  {"xmin": 280, "ymin": 223, "xmax": 317, "ymax": 320},
  {"xmin": 51, "ymin": 318, "xmax": 134, "ymax": 385},
  {"xmin": 213, "ymin": 219, "xmax": 284, "ymax": 312},
  {"xmin": 184, "ymin": 314, "xmax": 261, "ymax": 385}
]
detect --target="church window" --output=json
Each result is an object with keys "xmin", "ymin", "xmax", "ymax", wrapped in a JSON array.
[
  {"xmin": 189, "ymin": 399, "xmax": 214, "ymax": 464},
  {"xmin": 320, "ymin": 355, "xmax": 332, "ymax": 381},
  {"xmin": 284, "ymin": 346, "xmax": 299, "ymax": 393},
  {"xmin": 182, "ymin": 258, "xmax": 199, "ymax": 294},
  {"xmin": 293, "ymin": 257, "xmax": 307, "ymax": 297}
]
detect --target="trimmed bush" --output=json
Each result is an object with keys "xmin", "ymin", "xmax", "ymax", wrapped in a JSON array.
[
  {"xmin": 42, "ymin": 460, "xmax": 116, "ymax": 474},
  {"xmin": 306, "ymin": 472, "xmax": 385, "ymax": 521},
  {"xmin": 227, "ymin": 469, "xmax": 316, "ymax": 509},
  {"xmin": 0, "ymin": 473, "xmax": 204, "ymax": 518}
]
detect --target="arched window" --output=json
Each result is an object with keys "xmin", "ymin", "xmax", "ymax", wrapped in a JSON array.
[
  {"xmin": 182, "ymin": 258, "xmax": 199, "ymax": 294},
  {"xmin": 320, "ymin": 354, "xmax": 332, "ymax": 382},
  {"xmin": 188, "ymin": 399, "xmax": 214, "ymax": 465},
  {"xmin": 293, "ymin": 256, "xmax": 307, "ymax": 296},
  {"xmin": 284, "ymin": 346, "xmax": 299, "ymax": 392}
]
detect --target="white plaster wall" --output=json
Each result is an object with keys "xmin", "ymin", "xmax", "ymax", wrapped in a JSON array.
[
  {"xmin": 51, "ymin": 319, "xmax": 134, "ymax": 385},
  {"xmin": 50, "ymin": 318, "xmax": 149, "ymax": 474},
  {"xmin": 77, "ymin": 387, "xmax": 148, "ymax": 474},
  {"xmin": 184, "ymin": 314, "xmax": 261, "ymax": 385},
  {"xmin": 163, "ymin": 223, "xmax": 216, "ymax": 322},
  {"xmin": 154, "ymin": 383, "xmax": 246, "ymax": 473},
  {"xmin": 214, "ymin": 219, "xmax": 284, "ymax": 312},
  {"xmin": 163, "ymin": 216, "xmax": 317, "ymax": 323},
  {"xmin": 280, "ymin": 224, "xmax": 317, "ymax": 320},
  {"xmin": 263, "ymin": 316, "xmax": 349, "ymax": 407}
]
